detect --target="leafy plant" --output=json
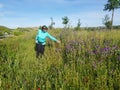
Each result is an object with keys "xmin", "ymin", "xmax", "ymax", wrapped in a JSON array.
[
  {"xmin": 104, "ymin": 0, "xmax": 120, "ymax": 29},
  {"xmin": 49, "ymin": 17, "xmax": 55, "ymax": 30},
  {"xmin": 75, "ymin": 19, "xmax": 81, "ymax": 30},
  {"xmin": 103, "ymin": 14, "xmax": 112, "ymax": 29},
  {"xmin": 62, "ymin": 16, "xmax": 69, "ymax": 29}
]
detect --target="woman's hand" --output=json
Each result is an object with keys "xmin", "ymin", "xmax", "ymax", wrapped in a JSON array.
[{"xmin": 56, "ymin": 40, "xmax": 61, "ymax": 44}]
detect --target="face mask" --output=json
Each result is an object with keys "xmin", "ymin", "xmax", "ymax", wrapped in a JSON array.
[{"xmin": 42, "ymin": 30, "xmax": 47, "ymax": 33}]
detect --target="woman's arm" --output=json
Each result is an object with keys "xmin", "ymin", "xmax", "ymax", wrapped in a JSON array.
[
  {"xmin": 35, "ymin": 31, "xmax": 39, "ymax": 43},
  {"xmin": 47, "ymin": 33, "xmax": 60, "ymax": 43}
]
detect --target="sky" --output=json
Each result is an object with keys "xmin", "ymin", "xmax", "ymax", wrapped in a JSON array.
[{"xmin": 0, "ymin": 0, "xmax": 120, "ymax": 28}]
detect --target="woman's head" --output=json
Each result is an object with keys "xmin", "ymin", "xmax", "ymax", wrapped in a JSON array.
[
  {"xmin": 42, "ymin": 25, "xmax": 48, "ymax": 30},
  {"xmin": 41, "ymin": 25, "xmax": 48, "ymax": 32}
]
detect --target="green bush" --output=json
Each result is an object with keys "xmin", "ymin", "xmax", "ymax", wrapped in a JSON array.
[
  {"xmin": 13, "ymin": 31, "xmax": 23, "ymax": 36},
  {"xmin": 0, "ymin": 26, "xmax": 11, "ymax": 35}
]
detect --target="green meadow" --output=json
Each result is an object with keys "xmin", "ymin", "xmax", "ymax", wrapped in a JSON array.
[{"xmin": 0, "ymin": 29, "xmax": 120, "ymax": 90}]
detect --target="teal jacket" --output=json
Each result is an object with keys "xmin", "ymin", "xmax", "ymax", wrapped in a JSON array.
[{"xmin": 35, "ymin": 29, "xmax": 57, "ymax": 45}]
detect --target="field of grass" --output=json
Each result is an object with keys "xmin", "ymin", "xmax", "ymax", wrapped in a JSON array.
[{"xmin": 0, "ymin": 29, "xmax": 120, "ymax": 90}]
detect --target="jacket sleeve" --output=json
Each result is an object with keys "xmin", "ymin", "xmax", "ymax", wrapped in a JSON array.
[
  {"xmin": 47, "ymin": 33, "xmax": 57, "ymax": 42},
  {"xmin": 35, "ymin": 31, "xmax": 39, "ymax": 43}
]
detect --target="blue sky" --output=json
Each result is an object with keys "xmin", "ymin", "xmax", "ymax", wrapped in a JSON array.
[{"xmin": 0, "ymin": 0, "xmax": 120, "ymax": 28}]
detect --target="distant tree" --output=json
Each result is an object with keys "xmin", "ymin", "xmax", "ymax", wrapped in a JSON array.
[
  {"xmin": 62, "ymin": 16, "xmax": 69, "ymax": 29},
  {"xmin": 39, "ymin": 26, "xmax": 42, "ymax": 29},
  {"xmin": 75, "ymin": 19, "xmax": 81, "ymax": 30},
  {"xmin": 49, "ymin": 17, "xmax": 55, "ymax": 29},
  {"xmin": 104, "ymin": 0, "xmax": 120, "ymax": 29},
  {"xmin": 102, "ymin": 14, "xmax": 112, "ymax": 29}
]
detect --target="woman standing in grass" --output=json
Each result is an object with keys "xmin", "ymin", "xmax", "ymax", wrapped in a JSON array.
[{"xmin": 35, "ymin": 25, "xmax": 60, "ymax": 58}]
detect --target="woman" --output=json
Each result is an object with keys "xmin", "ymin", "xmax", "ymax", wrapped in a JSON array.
[{"xmin": 35, "ymin": 25, "xmax": 60, "ymax": 58}]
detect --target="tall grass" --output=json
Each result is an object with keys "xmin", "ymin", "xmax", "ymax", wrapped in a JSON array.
[{"xmin": 0, "ymin": 29, "xmax": 120, "ymax": 90}]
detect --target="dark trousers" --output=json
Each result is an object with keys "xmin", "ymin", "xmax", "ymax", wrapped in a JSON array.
[{"xmin": 35, "ymin": 43, "xmax": 45, "ymax": 58}]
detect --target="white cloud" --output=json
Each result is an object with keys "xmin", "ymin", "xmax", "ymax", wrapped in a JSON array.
[
  {"xmin": 0, "ymin": 3, "xmax": 4, "ymax": 8},
  {"xmin": 113, "ymin": 10, "xmax": 120, "ymax": 25},
  {"xmin": 53, "ymin": 0, "xmax": 106, "ymax": 5},
  {"xmin": 0, "ymin": 11, "xmax": 15, "ymax": 18},
  {"xmin": 53, "ymin": 11, "xmax": 120, "ymax": 27},
  {"xmin": 62, "ymin": 11, "xmax": 106, "ymax": 27},
  {"xmin": 0, "ymin": 16, "xmax": 29, "ymax": 28}
]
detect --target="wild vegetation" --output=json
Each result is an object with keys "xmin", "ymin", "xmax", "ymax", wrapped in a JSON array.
[
  {"xmin": 0, "ymin": 28, "xmax": 120, "ymax": 90},
  {"xmin": 0, "ymin": 26, "xmax": 12, "ymax": 36},
  {"xmin": 0, "ymin": 1, "xmax": 120, "ymax": 89}
]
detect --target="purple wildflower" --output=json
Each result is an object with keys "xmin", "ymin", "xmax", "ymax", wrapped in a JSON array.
[
  {"xmin": 103, "ymin": 47, "xmax": 110, "ymax": 52},
  {"xmin": 92, "ymin": 50, "xmax": 97, "ymax": 54}
]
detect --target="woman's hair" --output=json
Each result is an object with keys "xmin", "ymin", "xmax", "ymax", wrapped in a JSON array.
[{"xmin": 42, "ymin": 25, "xmax": 48, "ymax": 30}]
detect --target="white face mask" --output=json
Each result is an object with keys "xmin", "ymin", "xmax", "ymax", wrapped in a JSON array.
[{"xmin": 42, "ymin": 29, "xmax": 47, "ymax": 33}]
